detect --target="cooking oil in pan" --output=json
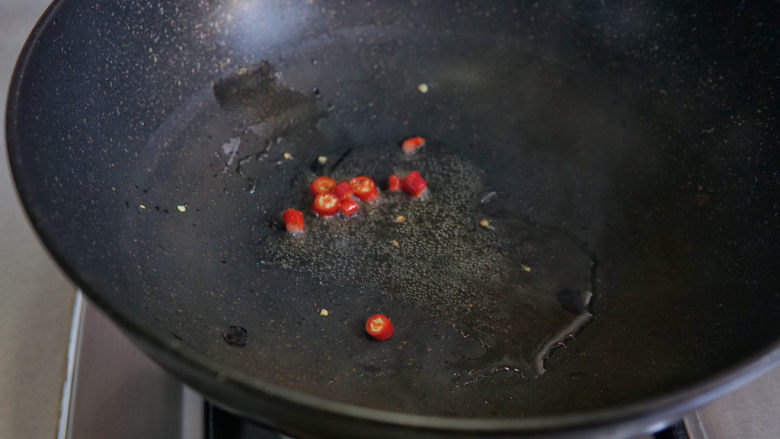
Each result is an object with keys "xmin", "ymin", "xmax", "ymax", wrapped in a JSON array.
[
  {"xmin": 259, "ymin": 148, "xmax": 595, "ymax": 379},
  {"xmin": 130, "ymin": 62, "xmax": 599, "ymax": 411}
]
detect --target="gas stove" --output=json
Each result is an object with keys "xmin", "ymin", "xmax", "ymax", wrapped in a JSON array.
[{"xmin": 59, "ymin": 293, "xmax": 779, "ymax": 439}]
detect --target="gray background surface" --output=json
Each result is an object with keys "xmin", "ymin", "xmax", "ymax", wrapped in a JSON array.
[{"xmin": 0, "ymin": 0, "xmax": 77, "ymax": 438}]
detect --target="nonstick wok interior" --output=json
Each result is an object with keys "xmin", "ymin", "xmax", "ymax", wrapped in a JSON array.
[{"xmin": 7, "ymin": 0, "xmax": 779, "ymax": 430}]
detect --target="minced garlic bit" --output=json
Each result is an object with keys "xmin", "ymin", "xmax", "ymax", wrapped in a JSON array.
[
  {"xmin": 417, "ymin": 83, "xmax": 429, "ymax": 94},
  {"xmin": 138, "ymin": 204, "xmax": 147, "ymax": 210},
  {"xmin": 521, "ymin": 264, "xmax": 532, "ymax": 272},
  {"xmin": 176, "ymin": 205, "xmax": 186, "ymax": 212},
  {"xmin": 283, "ymin": 152, "xmax": 292, "ymax": 160},
  {"xmin": 317, "ymin": 155, "xmax": 328, "ymax": 164},
  {"xmin": 395, "ymin": 215, "xmax": 406, "ymax": 223},
  {"xmin": 479, "ymin": 219, "xmax": 490, "ymax": 228},
  {"xmin": 392, "ymin": 240, "xmax": 399, "ymax": 248},
  {"xmin": 319, "ymin": 309, "xmax": 329, "ymax": 316}
]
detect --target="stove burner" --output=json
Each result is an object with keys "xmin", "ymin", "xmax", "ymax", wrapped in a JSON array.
[{"xmin": 206, "ymin": 402, "xmax": 291, "ymax": 439}]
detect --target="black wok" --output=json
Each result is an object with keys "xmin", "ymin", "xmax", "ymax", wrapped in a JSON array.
[{"xmin": 6, "ymin": 0, "xmax": 780, "ymax": 437}]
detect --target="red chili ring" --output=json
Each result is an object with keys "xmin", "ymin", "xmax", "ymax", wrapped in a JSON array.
[
  {"xmin": 340, "ymin": 198, "xmax": 359, "ymax": 217},
  {"xmin": 401, "ymin": 170, "xmax": 427, "ymax": 198},
  {"xmin": 401, "ymin": 136, "xmax": 426, "ymax": 154},
  {"xmin": 365, "ymin": 314, "xmax": 394, "ymax": 341},
  {"xmin": 282, "ymin": 208, "xmax": 304, "ymax": 234},
  {"xmin": 310, "ymin": 176, "xmax": 337, "ymax": 196},
  {"xmin": 333, "ymin": 181, "xmax": 355, "ymax": 200},
  {"xmin": 387, "ymin": 175, "xmax": 402, "ymax": 192},
  {"xmin": 312, "ymin": 193, "xmax": 341, "ymax": 217},
  {"xmin": 349, "ymin": 176, "xmax": 379, "ymax": 202}
]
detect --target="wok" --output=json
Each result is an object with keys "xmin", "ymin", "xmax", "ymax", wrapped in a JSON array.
[{"xmin": 6, "ymin": 0, "xmax": 780, "ymax": 437}]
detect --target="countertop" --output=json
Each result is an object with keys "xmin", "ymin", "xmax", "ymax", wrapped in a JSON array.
[{"xmin": 0, "ymin": 1, "xmax": 77, "ymax": 438}]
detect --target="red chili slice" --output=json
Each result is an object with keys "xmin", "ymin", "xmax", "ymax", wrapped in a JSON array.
[
  {"xmin": 401, "ymin": 136, "xmax": 426, "ymax": 154},
  {"xmin": 349, "ymin": 176, "xmax": 379, "ymax": 202},
  {"xmin": 402, "ymin": 170, "xmax": 427, "ymax": 198},
  {"xmin": 310, "ymin": 176, "xmax": 337, "ymax": 196},
  {"xmin": 312, "ymin": 193, "xmax": 341, "ymax": 217},
  {"xmin": 333, "ymin": 181, "xmax": 354, "ymax": 200},
  {"xmin": 365, "ymin": 314, "xmax": 394, "ymax": 341},
  {"xmin": 340, "ymin": 198, "xmax": 359, "ymax": 217},
  {"xmin": 387, "ymin": 175, "xmax": 401, "ymax": 192},
  {"xmin": 282, "ymin": 209, "xmax": 304, "ymax": 234}
]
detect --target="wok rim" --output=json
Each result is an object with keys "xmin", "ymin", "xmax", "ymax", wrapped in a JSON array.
[{"xmin": 5, "ymin": 0, "xmax": 780, "ymax": 435}]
